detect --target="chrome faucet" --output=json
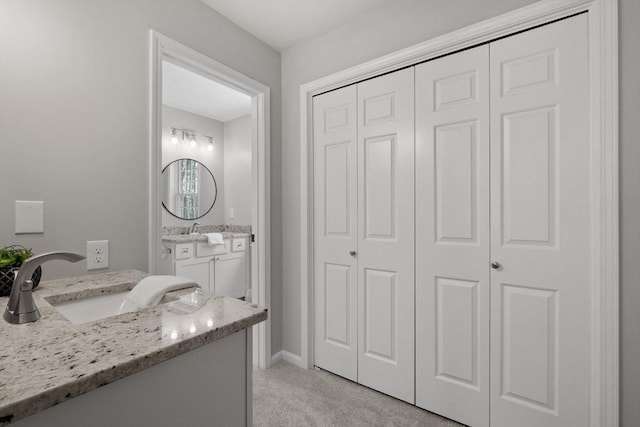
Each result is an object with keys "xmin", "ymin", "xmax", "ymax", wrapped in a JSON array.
[
  {"xmin": 4, "ymin": 251, "xmax": 85, "ymax": 324},
  {"xmin": 189, "ymin": 222, "xmax": 200, "ymax": 234}
]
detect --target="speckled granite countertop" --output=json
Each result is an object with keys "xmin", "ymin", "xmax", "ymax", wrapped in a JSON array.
[
  {"xmin": 0, "ymin": 270, "xmax": 267, "ymax": 425},
  {"xmin": 161, "ymin": 232, "xmax": 249, "ymax": 243}
]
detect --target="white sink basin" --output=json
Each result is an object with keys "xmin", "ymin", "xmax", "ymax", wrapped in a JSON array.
[
  {"xmin": 50, "ymin": 276, "xmax": 202, "ymax": 325},
  {"xmin": 51, "ymin": 291, "xmax": 131, "ymax": 325}
]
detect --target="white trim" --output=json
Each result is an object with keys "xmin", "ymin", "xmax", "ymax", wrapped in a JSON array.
[
  {"xmin": 271, "ymin": 350, "xmax": 305, "ymax": 368},
  {"xmin": 299, "ymin": 1, "xmax": 618, "ymax": 425},
  {"xmin": 282, "ymin": 350, "xmax": 304, "ymax": 368},
  {"xmin": 587, "ymin": 2, "xmax": 619, "ymax": 426},
  {"xmin": 149, "ymin": 31, "xmax": 272, "ymax": 369},
  {"xmin": 271, "ymin": 350, "xmax": 283, "ymax": 365}
]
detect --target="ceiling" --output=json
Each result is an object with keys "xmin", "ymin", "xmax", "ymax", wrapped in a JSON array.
[
  {"xmin": 162, "ymin": 61, "xmax": 252, "ymax": 123},
  {"xmin": 201, "ymin": 0, "xmax": 388, "ymax": 52}
]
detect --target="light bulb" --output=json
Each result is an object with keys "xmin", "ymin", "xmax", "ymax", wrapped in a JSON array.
[
  {"xmin": 207, "ymin": 137, "xmax": 214, "ymax": 152},
  {"xmin": 170, "ymin": 128, "xmax": 178, "ymax": 145},
  {"xmin": 189, "ymin": 134, "xmax": 197, "ymax": 148}
]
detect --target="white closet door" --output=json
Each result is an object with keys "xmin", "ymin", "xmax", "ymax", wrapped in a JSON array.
[
  {"xmin": 415, "ymin": 45, "xmax": 490, "ymax": 427},
  {"xmin": 357, "ymin": 68, "xmax": 415, "ymax": 403},
  {"xmin": 490, "ymin": 14, "xmax": 590, "ymax": 427},
  {"xmin": 313, "ymin": 86, "xmax": 358, "ymax": 381}
]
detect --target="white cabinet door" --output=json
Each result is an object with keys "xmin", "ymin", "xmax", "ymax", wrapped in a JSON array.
[
  {"xmin": 415, "ymin": 45, "xmax": 490, "ymax": 427},
  {"xmin": 176, "ymin": 257, "xmax": 213, "ymax": 293},
  {"xmin": 489, "ymin": 14, "xmax": 590, "ymax": 427},
  {"xmin": 214, "ymin": 253, "xmax": 246, "ymax": 299},
  {"xmin": 357, "ymin": 67, "xmax": 415, "ymax": 404},
  {"xmin": 313, "ymin": 85, "xmax": 359, "ymax": 382}
]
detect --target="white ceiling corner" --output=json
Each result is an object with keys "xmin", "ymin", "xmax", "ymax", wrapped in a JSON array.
[
  {"xmin": 162, "ymin": 61, "xmax": 252, "ymax": 123},
  {"xmin": 201, "ymin": 0, "xmax": 389, "ymax": 52}
]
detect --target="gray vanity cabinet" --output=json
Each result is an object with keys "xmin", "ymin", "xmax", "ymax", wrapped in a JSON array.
[{"xmin": 160, "ymin": 236, "xmax": 249, "ymax": 299}]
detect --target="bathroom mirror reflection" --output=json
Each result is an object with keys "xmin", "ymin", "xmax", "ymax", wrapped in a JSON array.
[{"xmin": 162, "ymin": 158, "xmax": 217, "ymax": 220}]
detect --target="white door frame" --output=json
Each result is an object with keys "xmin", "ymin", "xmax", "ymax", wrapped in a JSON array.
[
  {"xmin": 299, "ymin": 1, "xmax": 618, "ymax": 425},
  {"xmin": 149, "ymin": 31, "xmax": 272, "ymax": 369}
]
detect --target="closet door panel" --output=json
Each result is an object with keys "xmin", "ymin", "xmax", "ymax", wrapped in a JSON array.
[
  {"xmin": 490, "ymin": 14, "xmax": 590, "ymax": 427},
  {"xmin": 415, "ymin": 45, "xmax": 490, "ymax": 427},
  {"xmin": 364, "ymin": 135, "xmax": 396, "ymax": 238},
  {"xmin": 357, "ymin": 67, "xmax": 415, "ymax": 404},
  {"xmin": 434, "ymin": 121, "xmax": 478, "ymax": 243},
  {"xmin": 313, "ymin": 86, "xmax": 358, "ymax": 382}
]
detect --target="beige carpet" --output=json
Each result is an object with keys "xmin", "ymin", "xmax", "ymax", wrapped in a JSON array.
[{"xmin": 253, "ymin": 362, "xmax": 465, "ymax": 427}]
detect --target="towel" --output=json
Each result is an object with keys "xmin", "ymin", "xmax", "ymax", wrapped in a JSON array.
[
  {"xmin": 118, "ymin": 275, "xmax": 199, "ymax": 314},
  {"xmin": 204, "ymin": 232, "xmax": 225, "ymax": 246}
]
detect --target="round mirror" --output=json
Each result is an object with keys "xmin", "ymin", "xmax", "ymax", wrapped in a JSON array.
[{"xmin": 162, "ymin": 158, "xmax": 217, "ymax": 220}]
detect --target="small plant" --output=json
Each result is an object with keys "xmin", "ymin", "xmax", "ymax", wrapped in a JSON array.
[
  {"xmin": 0, "ymin": 245, "xmax": 41, "ymax": 296},
  {"xmin": 0, "ymin": 245, "xmax": 34, "ymax": 268}
]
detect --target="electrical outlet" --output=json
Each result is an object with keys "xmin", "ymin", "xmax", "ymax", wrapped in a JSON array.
[{"xmin": 87, "ymin": 240, "xmax": 109, "ymax": 270}]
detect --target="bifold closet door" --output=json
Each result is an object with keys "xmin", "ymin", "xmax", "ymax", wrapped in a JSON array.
[
  {"xmin": 356, "ymin": 67, "xmax": 415, "ymax": 404},
  {"xmin": 313, "ymin": 85, "xmax": 358, "ymax": 382},
  {"xmin": 415, "ymin": 45, "xmax": 490, "ymax": 427},
  {"xmin": 489, "ymin": 14, "xmax": 590, "ymax": 427},
  {"xmin": 312, "ymin": 68, "xmax": 415, "ymax": 403}
]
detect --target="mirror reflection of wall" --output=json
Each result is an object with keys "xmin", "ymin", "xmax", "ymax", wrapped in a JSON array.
[{"xmin": 162, "ymin": 60, "xmax": 252, "ymax": 228}]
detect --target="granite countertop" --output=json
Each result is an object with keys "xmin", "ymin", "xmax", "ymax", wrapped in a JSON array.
[
  {"xmin": 0, "ymin": 270, "xmax": 267, "ymax": 425},
  {"xmin": 161, "ymin": 232, "xmax": 249, "ymax": 243}
]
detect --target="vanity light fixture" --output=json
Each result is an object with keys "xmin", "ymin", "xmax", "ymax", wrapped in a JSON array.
[
  {"xmin": 170, "ymin": 127, "xmax": 179, "ymax": 145},
  {"xmin": 168, "ymin": 127, "xmax": 215, "ymax": 151}
]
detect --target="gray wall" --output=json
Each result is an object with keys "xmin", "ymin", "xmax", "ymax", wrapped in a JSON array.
[
  {"xmin": 162, "ymin": 105, "xmax": 225, "ymax": 226},
  {"xmin": 619, "ymin": 1, "xmax": 640, "ymax": 426},
  {"xmin": 223, "ymin": 115, "xmax": 252, "ymax": 225},
  {"xmin": 280, "ymin": 1, "xmax": 640, "ymax": 425},
  {"xmin": 0, "ymin": 0, "xmax": 282, "ymax": 356}
]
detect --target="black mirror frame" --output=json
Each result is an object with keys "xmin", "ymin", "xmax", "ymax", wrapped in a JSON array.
[{"xmin": 161, "ymin": 158, "xmax": 218, "ymax": 220}]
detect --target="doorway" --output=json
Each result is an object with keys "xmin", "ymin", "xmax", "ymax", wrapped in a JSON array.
[{"xmin": 149, "ymin": 31, "xmax": 271, "ymax": 369}]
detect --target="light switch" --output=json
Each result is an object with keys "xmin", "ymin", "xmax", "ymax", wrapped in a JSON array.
[{"xmin": 15, "ymin": 201, "xmax": 44, "ymax": 234}]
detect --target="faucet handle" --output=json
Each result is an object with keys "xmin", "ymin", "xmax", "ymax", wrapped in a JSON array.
[{"xmin": 20, "ymin": 279, "xmax": 35, "ymax": 292}]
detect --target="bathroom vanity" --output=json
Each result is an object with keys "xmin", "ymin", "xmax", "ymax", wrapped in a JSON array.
[
  {"xmin": 160, "ymin": 232, "xmax": 250, "ymax": 299},
  {"xmin": 0, "ymin": 270, "xmax": 266, "ymax": 426}
]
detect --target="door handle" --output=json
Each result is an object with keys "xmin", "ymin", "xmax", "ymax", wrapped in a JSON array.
[
  {"xmin": 349, "ymin": 250, "xmax": 357, "ymax": 257},
  {"xmin": 491, "ymin": 261, "xmax": 501, "ymax": 270}
]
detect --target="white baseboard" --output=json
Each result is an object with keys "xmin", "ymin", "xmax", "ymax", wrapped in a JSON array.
[
  {"xmin": 271, "ymin": 350, "xmax": 305, "ymax": 368},
  {"xmin": 271, "ymin": 350, "xmax": 283, "ymax": 365}
]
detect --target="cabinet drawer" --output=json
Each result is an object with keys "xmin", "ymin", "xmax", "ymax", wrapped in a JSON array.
[
  {"xmin": 232, "ymin": 238, "xmax": 246, "ymax": 252},
  {"xmin": 175, "ymin": 243, "xmax": 193, "ymax": 260},
  {"xmin": 196, "ymin": 241, "xmax": 230, "ymax": 257}
]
